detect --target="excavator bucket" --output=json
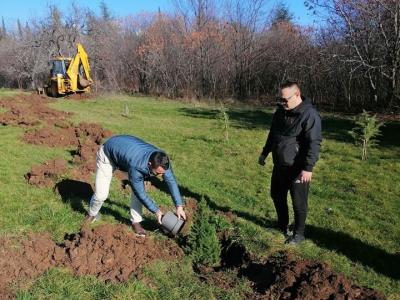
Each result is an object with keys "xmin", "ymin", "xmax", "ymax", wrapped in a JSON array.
[{"xmin": 78, "ymin": 76, "xmax": 92, "ymax": 88}]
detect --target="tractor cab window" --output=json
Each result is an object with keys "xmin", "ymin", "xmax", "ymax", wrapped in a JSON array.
[{"xmin": 51, "ymin": 60, "xmax": 66, "ymax": 77}]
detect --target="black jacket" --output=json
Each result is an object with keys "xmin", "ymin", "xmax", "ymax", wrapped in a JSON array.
[{"xmin": 261, "ymin": 97, "xmax": 322, "ymax": 171}]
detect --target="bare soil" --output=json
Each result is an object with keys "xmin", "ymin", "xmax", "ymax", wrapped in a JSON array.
[
  {"xmin": 0, "ymin": 224, "xmax": 183, "ymax": 298},
  {"xmin": 25, "ymin": 159, "xmax": 67, "ymax": 187},
  {"xmin": 214, "ymin": 238, "xmax": 385, "ymax": 299},
  {"xmin": 0, "ymin": 93, "xmax": 71, "ymax": 126},
  {"xmin": 23, "ymin": 122, "xmax": 112, "ymax": 148},
  {"xmin": 242, "ymin": 251, "xmax": 385, "ymax": 299},
  {"xmin": 0, "ymin": 93, "xmax": 111, "ymax": 186}
]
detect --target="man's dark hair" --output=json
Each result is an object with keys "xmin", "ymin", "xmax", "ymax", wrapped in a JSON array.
[
  {"xmin": 149, "ymin": 151, "xmax": 170, "ymax": 170},
  {"xmin": 280, "ymin": 80, "xmax": 300, "ymax": 90}
]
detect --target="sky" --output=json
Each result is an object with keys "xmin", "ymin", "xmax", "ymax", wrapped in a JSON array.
[{"xmin": 0, "ymin": 0, "xmax": 318, "ymax": 29}]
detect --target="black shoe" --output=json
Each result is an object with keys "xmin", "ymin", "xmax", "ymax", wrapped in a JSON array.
[{"xmin": 285, "ymin": 234, "xmax": 305, "ymax": 245}]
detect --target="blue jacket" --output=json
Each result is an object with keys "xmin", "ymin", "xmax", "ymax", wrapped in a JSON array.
[{"xmin": 103, "ymin": 135, "xmax": 183, "ymax": 213}]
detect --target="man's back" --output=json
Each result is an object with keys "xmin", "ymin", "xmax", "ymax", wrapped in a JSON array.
[{"xmin": 103, "ymin": 135, "xmax": 159, "ymax": 173}]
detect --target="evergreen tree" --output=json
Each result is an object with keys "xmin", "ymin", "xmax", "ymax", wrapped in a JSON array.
[
  {"xmin": 349, "ymin": 110, "xmax": 384, "ymax": 160},
  {"xmin": 100, "ymin": 0, "xmax": 112, "ymax": 21},
  {"xmin": 271, "ymin": 1, "xmax": 294, "ymax": 25},
  {"xmin": 187, "ymin": 198, "xmax": 221, "ymax": 267}
]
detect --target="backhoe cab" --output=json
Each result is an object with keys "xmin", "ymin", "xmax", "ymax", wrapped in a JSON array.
[{"xmin": 45, "ymin": 43, "xmax": 93, "ymax": 97}]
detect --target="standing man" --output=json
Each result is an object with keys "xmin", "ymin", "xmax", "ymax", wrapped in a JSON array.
[
  {"xmin": 258, "ymin": 81, "xmax": 322, "ymax": 245},
  {"xmin": 86, "ymin": 135, "xmax": 186, "ymax": 236}
]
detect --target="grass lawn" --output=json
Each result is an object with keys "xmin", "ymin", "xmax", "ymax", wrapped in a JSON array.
[{"xmin": 1, "ymin": 90, "xmax": 399, "ymax": 299}]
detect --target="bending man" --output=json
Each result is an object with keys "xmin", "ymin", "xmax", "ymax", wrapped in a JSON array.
[{"xmin": 86, "ymin": 135, "xmax": 186, "ymax": 236}]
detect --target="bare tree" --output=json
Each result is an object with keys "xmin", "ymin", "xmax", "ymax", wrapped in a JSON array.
[{"xmin": 307, "ymin": 0, "xmax": 400, "ymax": 110}]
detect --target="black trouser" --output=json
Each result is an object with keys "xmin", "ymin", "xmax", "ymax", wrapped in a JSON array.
[{"xmin": 270, "ymin": 165, "xmax": 310, "ymax": 236}]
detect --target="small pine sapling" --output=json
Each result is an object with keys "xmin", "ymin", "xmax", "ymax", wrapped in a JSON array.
[{"xmin": 349, "ymin": 110, "xmax": 384, "ymax": 160}]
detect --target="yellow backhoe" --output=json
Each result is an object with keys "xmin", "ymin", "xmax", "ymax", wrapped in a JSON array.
[{"xmin": 45, "ymin": 43, "xmax": 93, "ymax": 97}]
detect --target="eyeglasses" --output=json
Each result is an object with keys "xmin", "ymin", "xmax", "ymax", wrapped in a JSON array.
[{"xmin": 276, "ymin": 93, "xmax": 296, "ymax": 104}]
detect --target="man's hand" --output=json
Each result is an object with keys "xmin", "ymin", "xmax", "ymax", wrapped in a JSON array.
[
  {"xmin": 258, "ymin": 155, "xmax": 266, "ymax": 166},
  {"xmin": 297, "ymin": 170, "xmax": 313, "ymax": 183},
  {"xmin": 155, "ymin": 210, "xmax": 163, "ymax": 224},
  {"xmin": 176, "ymin": 206, "xmax": 187, "ymax": 221}
]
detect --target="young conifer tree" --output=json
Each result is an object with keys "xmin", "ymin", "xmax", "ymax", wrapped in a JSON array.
[{"xmin": 187, "ymin": 197, "xmax": 221, "ymax": 267}]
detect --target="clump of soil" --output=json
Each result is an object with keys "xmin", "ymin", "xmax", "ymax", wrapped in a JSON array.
[
  {"xmin": 1, "ymin": 91, "xmax": 99, "ymax": 212},
  {"xmin": 191, "ymin": 232, "xmax": 385, "ymax": 299},
  {"xmin": 2, "ymin": 93, "xmax": 115, "ymax": 188},
  {"xmin": 0, "ymin": 233, "xmax": 57, "ymax": 299},
  {"xmin": 24, "ymin": 126, "xmax": 78, "ymax": 147},
  {"xmin": 240, "ymin": 251, "xmax": 385, "ymax": 299},
  {"xmin": 60, "ymin": 224, "xmax": 183, "ymax": 282},
  {"xmin": 23, "ymin": 122, "xmax": 112, "ymax": 149},
  {"xmin": 0, "ymin": 93, "xmax": 70, "ymax": 126},
  {"xmin": 0, "ymin": 224, "xmax": 183, "ymax": 298},
  {"xmin": 75, "ymin": 122, "xmax": 112, "ymax": 145},
  {"xmin": 69, "ymin": 124, "xmax": 111, "ymax": 181},
  {"xmin": 25, "ymin": 159, "xmax": 67, "ymax": 187},
  {"xmin": 22, "ymin": 119, "xmax": 111, "ymax": 185},
  {"xmin": 73, "ymin": 139, "xmax": 99, "ymax": 172}
]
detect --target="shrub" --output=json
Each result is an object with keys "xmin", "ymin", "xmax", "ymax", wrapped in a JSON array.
[
  {"xmin": 209, "ymin": 213, "xmax": 232, "ymax": 233},
  {"xmin": 187, "ymin": 198, "xmax": 221, "ymax": 267}
]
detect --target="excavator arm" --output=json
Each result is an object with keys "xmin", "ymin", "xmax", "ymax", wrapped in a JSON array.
[
  {"xmin": 66, "ymin": 43, "xmax": 93, "ymax": 91},
  {"xmin": 45, "ymin": 43, "xmax": 93, "ymax": 97}
]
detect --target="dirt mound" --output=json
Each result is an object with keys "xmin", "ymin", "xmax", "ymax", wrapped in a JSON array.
[
  {"xmin": 60, "ymin": 224, "xmax": 183, "ymax": 282},
  {"xmin": 0, "ymin": 93, "xmax": 70, "ymax": 126},
  {"xmin": 1, "ymin": 93, "xmax": 112, "ymax": 186},
  {"xmin": 24, "ymin": 126, "xmax": 78, "ymax": 147},
  {"xmin": 0, "ymin": 224, "xmax": 183, "ymax": 298},
  {"xmin": 73, "ymin": 139, "xmax": 99, "ymax": 171},
  {"xmin": 23, "ymin": 121, "xmax": 111, "ymax": 184},
  {"xmin": 239, "ymin": 251, "xmax": 385, "ymax": 300},
  {"xmin": 75, "ymin": 122, "xmax": 112, "ymax": 145},
  {"xmin": 1, "ymin": 93, "xmax": 111, "ymax": 149},
  {"xmin": 70, "ymin": 127, "xmax": 111, "ymax": 181},
  {"xmin": 0, "ymin": 233, "xmax": 58, "ymax": 299},
  {"xmin": 23, "ymin": 122, "xmax": 112, "ymax": 148},
  {"xmin": 25, "ymin": 159, "xmax": 67, "ymax": 187}
]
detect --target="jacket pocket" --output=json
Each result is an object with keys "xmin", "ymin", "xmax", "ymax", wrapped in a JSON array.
[{"xmin": 273, "ymin": 136, "xmax": 299, "ymax": 166}]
